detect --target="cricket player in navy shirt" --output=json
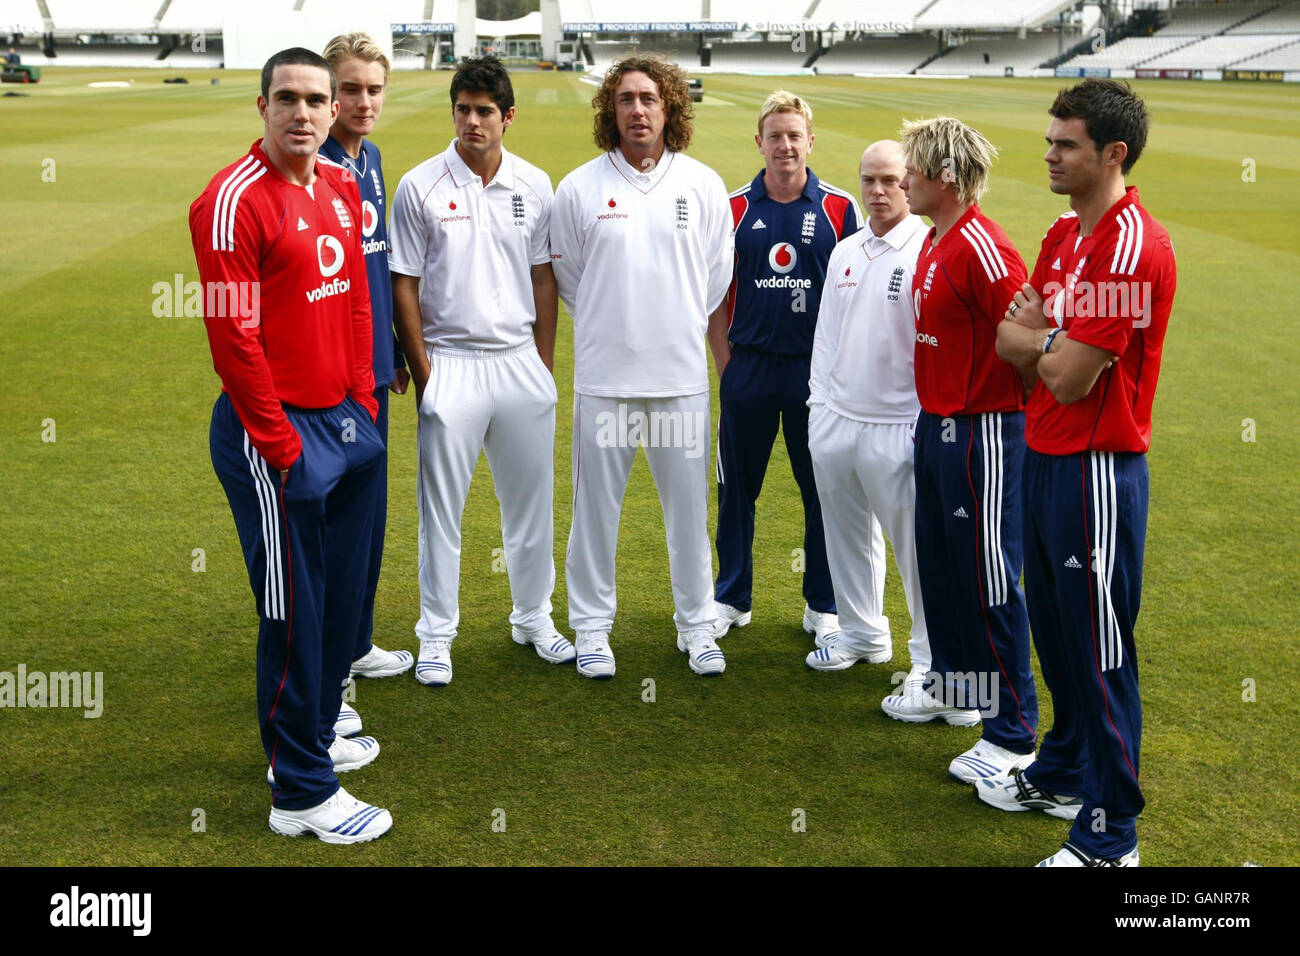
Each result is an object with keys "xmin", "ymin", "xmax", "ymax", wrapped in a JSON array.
[
  {"xmin": 706, "ymin": 91, "xmax": 868, "ymax": 649},
  {"xmin": 319, "ymin": 35, "xmax": 414, "ymax": 725}
]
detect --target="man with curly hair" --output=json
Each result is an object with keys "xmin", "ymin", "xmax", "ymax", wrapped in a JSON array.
[{"xmin": 550, "ymin": 55, "xmax": 734, "ymax": 679}]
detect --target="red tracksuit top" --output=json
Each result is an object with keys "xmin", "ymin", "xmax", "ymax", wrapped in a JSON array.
[{"xmin": 190, "ymin": 139, "xmax": 377, "ymax": 471}]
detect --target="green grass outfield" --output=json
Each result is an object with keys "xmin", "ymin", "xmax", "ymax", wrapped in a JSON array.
[{"xmin": 1, "ymin": 66, "xmax": 1297, "ymax": 866}]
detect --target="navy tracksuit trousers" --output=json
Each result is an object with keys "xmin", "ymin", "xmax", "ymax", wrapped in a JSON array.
[
  {"xmin": 352, "ymin": 386, "xmax": 389, "ymax": 663},
  {"xmin": 913, "ymin": 410, "xmax": 1038, "ymax": 753},
  {"xmin": 1021, "ymin": 449, "xmax": 1148, "ymax": 858},
  {"xmin": 715, "ymin": 348, "xmax": 835, "ymax": 614},
  {"xmin": 211, "ymin": 393, "xmax": 384, "ymax": 810}
]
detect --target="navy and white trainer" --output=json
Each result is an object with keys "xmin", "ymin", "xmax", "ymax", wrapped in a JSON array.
[
  {"xmin": 805, "ymin": 633, "xmax": 891, "ymax": 670},
  {"xmin": 709, "ymin": 601, "xmax": 752, "ymax": 640},
  {"xmin": 575, "ymin": 631, "xmax": 616, "ymax": 679},
  {"xmin": 512, "ymin": 624, "xmax": 577, "ymax": 664},
  {"xmin": 1037, "ymin": 842, "xmax": 1139, "ymax": 867},
  {"xmin": 949, "ymin": 738, "xmax": 1035, "ymax": 784},
  {"xmin": 334, "ymin": 703, "xmax": 362, "ymax": 738},
  {"xmin": 415, "ymin": 639, "xmax": 453, "ymax": 686},
  {"xmin": 803, "ymin": 606, "xmax": 840, "ymax": 647},
  {"xmin": 268, "ymin": 734, "xmax": 380, "ymax": 784},
  {"xmin": 976, "ymin": 767, "xmax": 1084, "ymax": 820},
  {"xmin": 678, "ymin": 630, "xmax": 726, "ymax": 676},
  {"xmin": 268, "ymin": 786, "xmax": 392, "ymax": 845},
  {"xmin": 350, "ymin": 644, "xmax": 414, "ymax": 679}
]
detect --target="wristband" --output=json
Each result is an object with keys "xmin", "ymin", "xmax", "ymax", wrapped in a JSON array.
[{"xmin": 1043, "ymin": 328, "xmax": 1062, "ymax": 354}]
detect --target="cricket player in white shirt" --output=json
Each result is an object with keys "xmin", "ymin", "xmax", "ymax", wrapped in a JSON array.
[
  {"xmin": 550, "ymin": 55, "xmax": 735, "ymax": 678},
  {"xmin": 388, "ymin": 57, "xmax": 573, "ymax": 686},
  {"xmin": 807, "ymin": 141, "xmax": 954, "ymax": 721}
]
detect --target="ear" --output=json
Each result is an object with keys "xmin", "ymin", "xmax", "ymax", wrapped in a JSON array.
[
  {"xmin": 807, "ymin": 130, "xmax": 814, "ymax": 153},
  {"xmin": 257, "ymin": 95, "xmax": 268, "ymax": 121},
  {"xmin": 1104, "ymin": 140, "xmax": 1127, "ymax": 170},
  {"xmin": 330, "ymin": 100, "xmax": 340, "ymax": 122},
  {"xmin": 754, "ymin": 132, "xmax": 762, "ymax": 152},
  {"xmin": 503, "ymin": 106, "xmax": 516, "ymax": 129}
]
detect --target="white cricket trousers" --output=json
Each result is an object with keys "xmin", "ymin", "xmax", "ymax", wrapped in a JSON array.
[
  {"xmin": 808, "ymin": 407, "xmax": 931, "ymax": 673},
  {"xmin": 415, "ymin": 342, "xmax": 557, "ymax": 644},
  {"xmin": 566, "ymin": 392, "xmax": 714, "ymax": 637}
]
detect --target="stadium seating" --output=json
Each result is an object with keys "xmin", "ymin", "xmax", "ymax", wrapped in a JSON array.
[
  {"xmin": 815, "ymin": 36, "xmax": 938, "ymax": 75},
  {"xmin": 706, "ymin": 40, "xmax": 812, "ymax": 73},
  {"xmin": 753, "ymin": 0, "xmax": 928, "ymax": 27},
  {"xmin": 1156, "ymin": 2, "xmax": 1275, "ymax": 36},
  {"xmin": 7, "ymin": 2, "xmax": 44, "ymax": 35},
  {"xmin": 1144, "ymin": 34, "xmax": 1291, "ymax": 68},
  {"xmin": 44, "ymin": 0, "xmax": 160, "ymax": 33},
  {"xmin": 917, "ymin": 33, "xmax": 1067, "ymax": 75},
  {"xmin": 160, "ymin": 0, "xmax": 289, "ymax": 35},
  {"xmin": 584, "ymin": 0, "xmax": 701, "ymax": 21},
  {"xmin": 587, "ymin": 37, "xmax": 701, "ymax": 74},
  {"xmin": 1060, "ymin": 36, "xmax": 1193, "ymax": 69},
  {"xmin": 1226, "ymin": 3, "xmax": 1300, "ymax": 33},
  {"xmin": 1231, "ymin": 37, "xmax": 1300, "ymax": 68},
  {"xmin": 914, "ymin": 0, "xmax": 1076, "ymax": 30}
]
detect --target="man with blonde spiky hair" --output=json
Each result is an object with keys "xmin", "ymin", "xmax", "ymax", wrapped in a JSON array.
[
  {"xmin": 896, "ymin": 116, "xmax": 1042, "ymax": 788},
  {"xmin": 317, "ymin": 32, "xmax": 414, "ymax": 726},
  {"xmin": 705, "ymin": 90, "xmax": 868, "ymax": 656}
]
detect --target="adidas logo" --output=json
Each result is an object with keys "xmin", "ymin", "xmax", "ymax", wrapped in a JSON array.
[
  {"xmin": 751, "ymin": 218, "xmax": 766, "ymax": 230},
  {"xmin": 1064, "ymin": 555, "xmax": 1082, "ymax": 569},
  {"xmin": 953, "ymin": 507, "xmax": 969, "ymax": 519},
  {"xmin": 1051, "ymin": 257, "xmax": 1061, "ymax": 270},
  {"xmin": 297, "ymin": 217, "xmax": 309, "ymax": 232}
]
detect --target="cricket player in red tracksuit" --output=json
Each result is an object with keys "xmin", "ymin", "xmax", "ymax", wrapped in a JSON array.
[
  {"xmin": 985, "ymin": 80, "xmax": 1175, "ymax": 865},
  {"xmin": 192, "ymin": 129, "xmax": 384, "ymax": 814},
  {"xmin": 911, "ymin": 203, "xmax": 1040, "ymax": 758}
]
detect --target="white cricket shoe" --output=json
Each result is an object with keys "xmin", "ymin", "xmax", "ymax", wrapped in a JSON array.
[
  {"xmin": 805, "ymin": 633, "xmax": 891, "ymax": 670},
  {"xmin": 415, "ymin": 639, "xmax": 453, "ymax": 686},
  {"xmin": 350, "ymin": 644, "xmax": 414, "ymax": 679},
  {"xmin": 268, "ymin": 786, "xmax": 392, "ymax": 844},
  {"xmin": 334, "ymin": 703, "xmax": 362, "ymax": 738},
  {"xmin": 268, "ymin": 734, "xmax": 380, "ymax": 784},
  {"xmin": 575, "ymin": 631, "xmax": 616, "ymax": 679},
  {"xmin": 880, "ymin": 675, "xmax": 982, "ymax": 726},
  {"xmin": 975, "ymin": 767, "xmax": 1084, "ymax": 821},
  {"xmin": 512, "ymin": 623, "xmax": 577, "ymax": 664},
  {"xmin": 803, "ymin": 606, "xmax": 840, "ymax": 646},
  {"xmin": 678, "ymin": 630, "xmax": 727, "ymax": 676},
  {"xmin": 949, "ymin": 738, "xmax": 1036, "ymax": 783},
  {"xmin": 1037, "ymin": 842, "xmax": 1139, "ymax": 867},
  {"xmin": 709, "ymin": 601, "xmax": 752, "ymax": 639}
]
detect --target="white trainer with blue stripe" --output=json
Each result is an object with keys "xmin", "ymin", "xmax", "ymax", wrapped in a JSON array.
[
  {"xmin": 268, "ymin": 734, "xmax": 381, "ymax": 785},
  {"xmin": 269, "ymin": 786, "xmax": 392, "ymax": 844},
  {"xmin": 805, "ymin": 633, "xmax": 891, "ymax": 670},
  {"xmin": 415, "ymin": 639, "xmax": 453, "ymax": 686},
  {"xmin": 575, "ymin": 631, "xmax": 616, "ymax": 679},
  {"xmin": 1036, "ymin": 842, "xmax": 1138, "ymax": 867},
  {"xmin": 678, "ymin": 630, "xmax": 726, "ymax": 676},
  {"xmin": 350, "ymin": 643, "xmax": 414, "ymax": 679},
  {"xmin": 512, "ymin": 624, "xmax": 577, "ymax": 664},
  {"xmin": 334, "ymin": 703, "xmax": 363, "ymax": 738},
  {"xmin": 949, "ymin": 738, "xmax": 1035, "ymax": 784}
]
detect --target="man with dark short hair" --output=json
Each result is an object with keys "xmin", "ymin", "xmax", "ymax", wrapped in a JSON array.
[
  {"xmin": 988, "ymin": 79, "xmax": 1175, "ymax": 868},
  {"xmin": 389, "ymin": 56, "xmax": 569, "ymax": 687},
  {"xmin": 191, "ymin": 47, "xmax": 391, "ymax": 842}
]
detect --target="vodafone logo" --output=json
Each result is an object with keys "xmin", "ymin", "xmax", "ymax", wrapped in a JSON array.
[
  {"xmin": 317, "ymin": 235, "xmax": 345, "ymax": 278},
  {"xmin": 768, "ymin": 242, "xmax": 797, "ymax": 274},
  {"xmin": 361, "ymin": 200, "xmax": 379, "ymax": 238}
]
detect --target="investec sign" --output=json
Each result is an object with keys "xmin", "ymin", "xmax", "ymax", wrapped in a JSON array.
[{"xmin": 563, "ymin": 22, "xmax": 738, "ymax": 33}]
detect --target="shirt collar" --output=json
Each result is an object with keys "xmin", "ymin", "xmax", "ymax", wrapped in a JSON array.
[
  {"xmin": 611, "ymin": 146, "xmax": 672, "ymax": 188},
  {"xmin": 864, "ymin": 214, "xmax": 925, "ymax": 252},
  {"xmin": 749, "ymin": 167, "xmax": 821, "ymax": 203},
  {"xmin": 445, "ymin": 139, "xmax": 515, "ymax": 189}
]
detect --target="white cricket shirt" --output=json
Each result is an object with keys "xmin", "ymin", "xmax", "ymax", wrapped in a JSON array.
[
  {"xmin": 809, "ymin": 214, "xmax": 928, "ymax": 423},
  {"xmin": 550, "ymin": 148, "xmax": 734, "ymax": 397},
  {"xmin": 388, "ymin": 140, "xmax": 553, "ymax": 351}
]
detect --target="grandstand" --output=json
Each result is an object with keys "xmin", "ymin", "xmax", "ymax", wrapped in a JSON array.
[{"xmin": 2, "ymin": 0, "xmax": 1297, "ymax": 80}]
